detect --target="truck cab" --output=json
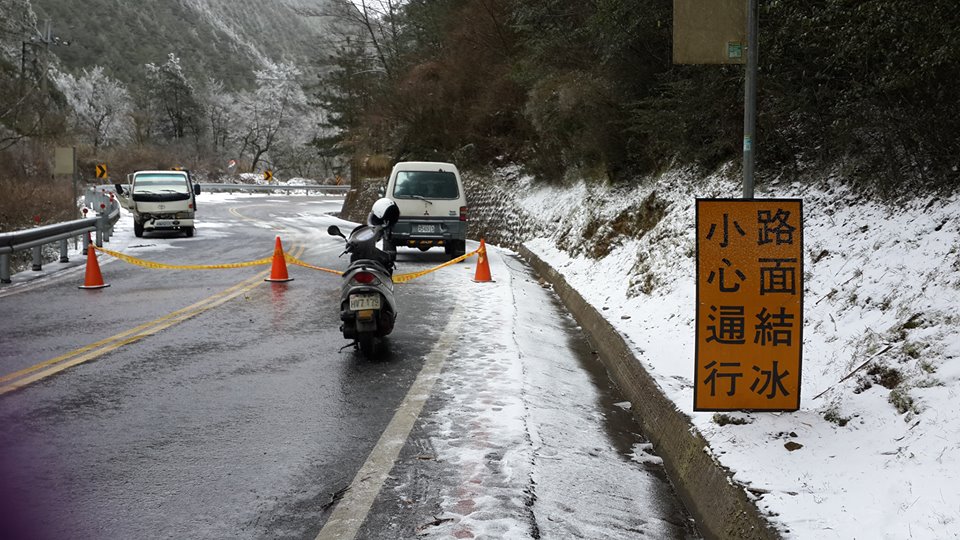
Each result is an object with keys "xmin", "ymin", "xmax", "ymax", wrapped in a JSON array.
[{"xmin": 116, "ymin": 170, "xmax": 200, "ymax": 237}]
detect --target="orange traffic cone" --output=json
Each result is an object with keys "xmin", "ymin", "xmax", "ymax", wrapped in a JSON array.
[
  {"xmin": 78, "ymin": 244, "xmax": 110, "ymax": 289},
  {"xmin": 473, "ymin": 239, "xmax": 494, "ymax": 283},
  {"xmin": 265, "ymin": 236, "xmax": 293, "ymax": 282}
]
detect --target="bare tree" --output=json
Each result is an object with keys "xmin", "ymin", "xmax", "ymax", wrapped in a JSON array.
[{"xmin": 294, "ymin": 0, "xmax": 402, "ymax": 77}]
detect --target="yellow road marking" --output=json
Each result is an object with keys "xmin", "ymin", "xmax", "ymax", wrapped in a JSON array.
[
  {"xmin": 0, "ymin": 245, "xmax": 305, "ymax": 396},
  {"xmin": 229, "ymin": 206, "xmax": 285, "ymax": 230}
]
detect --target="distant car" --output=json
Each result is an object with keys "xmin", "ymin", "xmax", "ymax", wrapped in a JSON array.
[{"xmin": 382, "ymin": 161, "xmax": 467, "ymax": 259}]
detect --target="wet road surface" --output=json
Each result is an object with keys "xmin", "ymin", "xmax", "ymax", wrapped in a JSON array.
[{"xmin": 0, "ymin": 195, "xmax": 698, "ymax": 539}]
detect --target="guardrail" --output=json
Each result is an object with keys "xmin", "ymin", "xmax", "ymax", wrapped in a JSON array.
[
  {"xmin": 0, "ymin": 187, "xmax": 120, "ymax": 284},
  {"xmin": 0, "ymin": 183, "xmax": 349, "ymax": 284},
  {"xmin": 197, "ymin": 183, "xmax": 350, "ymax": 194},
  {"xmin": 111, "ymin": 183, "xmax": 350, "ymax": 195}
]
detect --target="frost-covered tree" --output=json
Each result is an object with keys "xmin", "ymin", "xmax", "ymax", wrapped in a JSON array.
[
  {"xmin": 234, "ymin": 63, "xmax": 309, "ymax": 172},
  {"xmin": 0, "ymin": 0, "xmax": 37, "ymax": 61},
  {"xmin": 197, "ymin": 77, "xmax": 235, "ymax": 155},
  {"xmin": 144, "ymin": 53, "xmax": 202, "ymax": 141},
  {"xmin": 56, "ymin": 66, "xmax": 132, "ymax": 150}
]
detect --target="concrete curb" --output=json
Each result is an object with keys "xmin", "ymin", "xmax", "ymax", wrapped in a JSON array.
[{"xmin": 519, "ymin": 245, "xmax": 780, "ymax": 540}]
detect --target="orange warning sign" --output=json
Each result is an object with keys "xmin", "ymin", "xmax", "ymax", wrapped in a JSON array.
[{"xmin": 695, "ymin": 199, "xmax": 803, "ymax": 411}]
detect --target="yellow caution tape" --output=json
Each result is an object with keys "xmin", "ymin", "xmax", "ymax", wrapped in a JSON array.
[
  {"xmin": 285, "ymin": 254, "xmax": 343, "ymax": 276},
  {"xmin": 95, "ymin": 245, "xmax": 480, "ymax": 282},
  {"xmin": 393, "ymin": 249, "xmax": 479, "ymax": 283},
  {"xmin": 286, "ymin": 248, "xmax": 479, "ymax": 283},
  {"xmin": 95, "ymin": 246, "xmax": 272, "ymax": 270}
]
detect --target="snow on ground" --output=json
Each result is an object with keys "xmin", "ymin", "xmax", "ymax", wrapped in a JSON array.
[
  {"xmin": 410, "ymin": 242, "xmax": 697, "ymax": 539},
  {"xmin": 519, "ymin": 167, "xmax": 960, "ymax": 539},
  {"xmin": 10, "ymin": 179, "xmax": 959, "ymax": 538}
]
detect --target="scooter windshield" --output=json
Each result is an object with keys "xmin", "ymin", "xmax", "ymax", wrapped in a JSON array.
[{"xmin": 350, "ymin": 227, "xmax": 377, "ymax": 243}]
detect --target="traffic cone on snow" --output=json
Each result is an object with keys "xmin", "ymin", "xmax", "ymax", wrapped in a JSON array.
[
  {"xmin": 78, "ymin": 244, "xmax": 109, "ymax": 289},
  {"xmin": 473, "ymin": 239, "xmax": 494, "ymax": 283},
  {"xmin": 265, "ymin": 236, "xmax": 293, "ymax": 282}
]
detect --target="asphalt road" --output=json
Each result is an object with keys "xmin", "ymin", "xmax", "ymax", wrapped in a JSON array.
[
  {"xmin": 0, "ymin": 196, "xmax": 446, "ymax": 539},
  {"xmin": 0, "ymin": 195, "xmax": 696, "ymax": 539}
]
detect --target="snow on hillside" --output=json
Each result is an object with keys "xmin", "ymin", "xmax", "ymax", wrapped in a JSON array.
[{"xmin": 516, "ymin": 167, "xmax": 960, "ymax": 539}]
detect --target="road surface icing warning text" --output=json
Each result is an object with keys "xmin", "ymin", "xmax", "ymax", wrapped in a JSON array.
[{"xmin": 695, "ymin": 199, "xmax": 803, "ymax": 411}]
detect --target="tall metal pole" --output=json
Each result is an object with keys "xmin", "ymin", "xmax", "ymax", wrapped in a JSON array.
[
  {"xmin": 743, "ymin": 0, "xmax": 758, "ymax": 199},
  {"xmin": 39, "ymin": 20, "xmax": 51, "ymax": 99}
]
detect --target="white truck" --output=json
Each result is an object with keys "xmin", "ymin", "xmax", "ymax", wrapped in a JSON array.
[{"xmin": 115, "ymin": 170, "xmax": 201, "ymax": 237}]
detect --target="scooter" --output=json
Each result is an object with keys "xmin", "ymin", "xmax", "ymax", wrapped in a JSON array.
[{"xmin": 327, "ymin": 199, "xmax": 400, "ymax": 357}]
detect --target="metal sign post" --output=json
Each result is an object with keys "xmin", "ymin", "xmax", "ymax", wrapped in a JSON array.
[
  {"xmin": 673, "ymin": 0, "xmax": 759, "ymax": 199},
  {"xmin": 743, "ymin": 0, "xmax": 758, "ymax": 199}
]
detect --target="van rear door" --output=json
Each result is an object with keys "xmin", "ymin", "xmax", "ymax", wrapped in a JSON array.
[{"xmin": 391, "ymin": 170, "xmax": 462, "ymax": 218}]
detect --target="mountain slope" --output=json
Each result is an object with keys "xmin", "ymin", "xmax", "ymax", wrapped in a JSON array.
[{"xmin": 24, "ymin": 0, "xmax": 333, "ymax": 88}]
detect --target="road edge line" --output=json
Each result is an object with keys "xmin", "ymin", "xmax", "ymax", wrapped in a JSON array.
[{"xmin": 315, "ymin": 303, "xmax": 465, "ymax": 540}]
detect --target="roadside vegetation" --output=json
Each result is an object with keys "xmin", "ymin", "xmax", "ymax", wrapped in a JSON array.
[
  {"xmin": 316, "ymin": 0, "xmax": 959, "ymax": 194},
  {"xmin": 1, "ymin": 0, "xmax": 958, "ymax": 235}
]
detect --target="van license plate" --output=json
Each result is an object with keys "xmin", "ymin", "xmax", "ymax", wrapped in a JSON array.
[
  {"xmin": 415, "ymin": 224, "xmax": 436, "ymax": 234},
  {"xmin": 350, "ymin": 294, "xmax": 381, "ymax": 311}
]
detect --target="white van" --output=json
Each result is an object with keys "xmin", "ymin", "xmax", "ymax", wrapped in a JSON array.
[{"xmin": 382, "ymin": 161, "xmax": 467, "ymax": 259}]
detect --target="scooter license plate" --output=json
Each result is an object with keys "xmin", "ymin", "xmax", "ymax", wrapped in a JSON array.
[{"xmin": 350, "ymin": 293, "xmax": 381, "ymax": 311}]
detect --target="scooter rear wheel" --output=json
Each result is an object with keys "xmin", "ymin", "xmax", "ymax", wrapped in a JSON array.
[{"xmin": 358, "ymin": 335, "xmax": 375, "ymax": 357}]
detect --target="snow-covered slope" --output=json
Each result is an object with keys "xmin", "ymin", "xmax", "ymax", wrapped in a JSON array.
[
  {"xmin": 510, "ymin": 167, "xmax": 960, "ymax": 539},
  {"xmin": 18, "ymin": 0, "xmax": 334, "ymax": 87}
]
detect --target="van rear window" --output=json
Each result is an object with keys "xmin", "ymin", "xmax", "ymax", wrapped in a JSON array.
[{"xmin": 392, "ymin": 171, "xmax": 459, "ymax": 200}]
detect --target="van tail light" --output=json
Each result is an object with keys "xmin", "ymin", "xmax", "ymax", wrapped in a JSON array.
[
  {"xmin": 353, "ymin": 271, "xmax": 376, "ymax": 284},
  {"xmin": 188, "ymin": 203, "xmax": 193, "ymax": 209},
  {"xmin": 460, "ymin": 206, "xmax": 468, "ymax": 221}
]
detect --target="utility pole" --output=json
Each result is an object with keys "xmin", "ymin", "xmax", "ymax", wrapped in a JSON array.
[
  {"xmin": 20, "ymin": 20, "xmax": 70, "ymax": 137},
  {"xmin": 27, "ymin": 20, "xmax": 71, "ymax": 104},
  {"xmin": 40, "ymin": 20, "xmax": 50, "ymax": 99}
]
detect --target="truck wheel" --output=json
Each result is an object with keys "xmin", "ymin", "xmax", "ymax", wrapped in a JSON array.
[
  {"xmin": 184, "ymin": 226, "xmax": 195, "ymax": 237},
  {"xmin": 447, "ymin": 241, "xmax": 466, "ymax": 261},
  {"xmin": 133, "ymin": 219, "xmax": 143, "ymax": 237}
]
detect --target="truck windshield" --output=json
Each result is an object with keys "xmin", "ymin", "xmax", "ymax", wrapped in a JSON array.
[
  {"xmin": 392, "ymin": 171, "xmax": 458, "ymax": 200},
  {"xmin": 133, "ymin": 174, "xmax": 189, "ymax": 194}
]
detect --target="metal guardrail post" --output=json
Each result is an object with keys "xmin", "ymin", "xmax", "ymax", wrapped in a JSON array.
[
  {"xmin": 59, "ymin": 239, "xmax": 69, "ymax": 262},
  {"xmin": 32, "ymin": 245, "xmax": 42, "ymax": 271},
  {"xmin": 83, "ymin": 232, "xmax": 90, "ymax": 254},
  {"xmin": 96, "ymin": 212, "xmax": 104, "ymax": 247},
  {"xmin": 1, "ymin": 254, "xmax": 10, "ymax": 283}
]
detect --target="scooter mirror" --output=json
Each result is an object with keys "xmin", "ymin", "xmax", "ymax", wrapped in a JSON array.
[{"xmin": 327, "ymin": 225, "xmax": 346, "ymax": 238}]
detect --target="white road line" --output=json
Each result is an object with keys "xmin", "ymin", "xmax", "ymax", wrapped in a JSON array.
[{"xmin": 315, "ymin": 303, "xmax": 465, "ymax": 540}]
